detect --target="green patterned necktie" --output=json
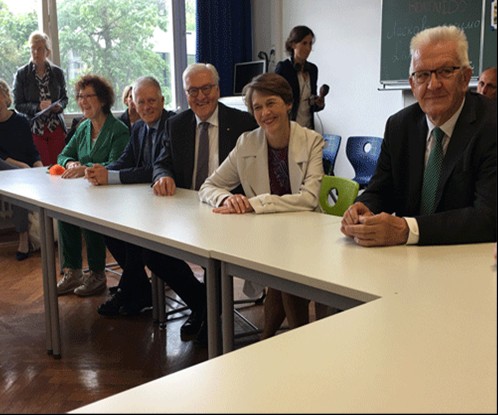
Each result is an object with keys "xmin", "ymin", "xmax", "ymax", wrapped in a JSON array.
[{"xmin": 420, "ymin": 127, "xmax": 445, "ymax": 215}]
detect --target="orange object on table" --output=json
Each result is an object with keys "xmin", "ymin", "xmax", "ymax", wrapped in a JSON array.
[{"xmin": 48, "ymin": 164, "xmax": 66, "ymax": 175}]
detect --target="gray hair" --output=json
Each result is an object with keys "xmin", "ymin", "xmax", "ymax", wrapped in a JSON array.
[
  {"xmin": 29, "ymin": 30, "xmax": 52, "ymax": 53},
  {"xmin": 409, "ymin": 25, "xmax": 470, "ymax": 75},
  {"xmin": 182, "ymin": 63, "xmax": 219, "ymax": 89},
  {"xmin": 132, "ymin": 76, "xmax": 163, "ymax": 101}
]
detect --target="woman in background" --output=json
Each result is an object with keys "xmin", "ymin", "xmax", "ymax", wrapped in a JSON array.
[
  {"xmin": 0, "ymin": 79, "xmax": 43, "ymax": 260},
  {"xmin": 275, "ymin": 25, "xmax": 325, "ymax": 130},
  {"xmin": 56, "ymin": 75, "xmax": 129, "ymax": 298},
  {"xmin": 13, "ymin": 31, "xmax": 68, "ymax": 166},
  {"xmin": 199, "ymin": 73, "xmax": 324, "ymax": 339},
  {"xmin": 118, "ymin": 85, "xmax": 141, "ymax": 131}
]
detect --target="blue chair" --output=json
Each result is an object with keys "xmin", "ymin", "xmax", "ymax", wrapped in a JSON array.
[
  {"xmin": 322, "ymin": 134, "xmax": 341, "ymax": 176},
  {"xmin": 345, "ymin": 136, "xmax": 383, "ymax": 189}
]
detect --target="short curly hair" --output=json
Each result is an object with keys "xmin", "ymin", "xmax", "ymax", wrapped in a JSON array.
[{"xmin": 75, "ymin": 74, "xmax": 115, "ymax": 114}]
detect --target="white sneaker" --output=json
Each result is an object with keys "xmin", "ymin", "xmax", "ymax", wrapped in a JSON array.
[
  {"xmin": 57, "ymin": 268, "xmax": 83, "ymax": 295},
  {"xmin": 74, "ymin": 270, "xmax": 106, "ymax": 297}
]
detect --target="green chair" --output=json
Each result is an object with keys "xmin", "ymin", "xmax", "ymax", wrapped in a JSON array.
[{"xmin": 319, "ymin": 175, "xmax": 359, "ymax": 216}]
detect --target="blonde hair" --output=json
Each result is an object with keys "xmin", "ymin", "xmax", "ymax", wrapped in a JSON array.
[
  {"xmin": 0, "ymin": 79, "xmax": 13, "ymax": 107},
  {"xmin": 121, "ymin": 85, "xmax": 133, "ymax": 105},
  {"xmin": 29, "ymin": 30, "xmax": 52, "ymax": 53}
]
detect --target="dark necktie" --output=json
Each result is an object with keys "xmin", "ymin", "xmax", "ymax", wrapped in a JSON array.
[
  {"xmin": 143, "ymin": 127, "xmax": 155, "ymax": 165},
  {"xmin": 195, "ymin": 122, "xmax": 210, "ymax": 190},
  {"xmin": 420, "ymin": 127, "xmax": 445, "ymax": 215}
]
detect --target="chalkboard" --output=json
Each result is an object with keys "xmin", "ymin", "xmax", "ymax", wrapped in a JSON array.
[{"xmin": 381, "ymin": 0, "xmax": 497, "ymax": 84}]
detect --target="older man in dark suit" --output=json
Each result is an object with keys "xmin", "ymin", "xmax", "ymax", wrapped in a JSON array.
[
  {"xmin": 147, "ymin": 63, "xmax": 258, "ymax": 343},
  {"xmin": 85, "ymin": 76, "xmax": 175, "ymax": 316},
  {"xmin": 341, "ymin": 25, "xmax": 496, "ymax": 247}
]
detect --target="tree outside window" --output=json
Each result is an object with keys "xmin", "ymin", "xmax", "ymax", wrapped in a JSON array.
[{"xmin": 0, "ymin": 0, "xmax": 196, "ymax": 114}]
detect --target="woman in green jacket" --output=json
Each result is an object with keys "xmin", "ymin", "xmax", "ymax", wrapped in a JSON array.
[{"xmin": 56, "ymin": 75, "xmax": 129, "ymax": 297}]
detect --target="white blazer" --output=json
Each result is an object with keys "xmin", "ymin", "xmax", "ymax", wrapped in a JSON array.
[{"xmin": 199, "ymin": 121, "xmax": 324, "ymax": 213}]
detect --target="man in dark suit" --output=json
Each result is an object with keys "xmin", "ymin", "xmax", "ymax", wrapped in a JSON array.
[
  {"xmin": 341, "ymin": 25, "xmax": 496, "ymax": 247},
  {"xmin": 147, "ymin": 63, "xmax": 258, "ymax": 342},
  {"xmin": 84, "ymin": 76, "xmax": 175, "ymax": 315}
]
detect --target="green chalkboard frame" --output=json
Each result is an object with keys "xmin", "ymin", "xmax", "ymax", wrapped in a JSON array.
[{"xmin": 380, "ymin": 0, "xmax": 496, "ymax": 85}]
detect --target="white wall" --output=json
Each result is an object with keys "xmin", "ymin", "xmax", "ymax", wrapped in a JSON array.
[{"xmin": 252, "ymin": 0, "xmax": 406, "ymax": 179}]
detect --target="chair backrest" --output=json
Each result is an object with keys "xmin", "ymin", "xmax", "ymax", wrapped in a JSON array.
[
  {"xmin": 322, "ymin": 134, "xmax": 342, "ymax": 175},
  {"xmin": 345, "ymin": 136, "xmax": 382, "ymax": 188},
  {"xmin": 319, "ymin": 175, "xmax": 359, "ymax": 216}
]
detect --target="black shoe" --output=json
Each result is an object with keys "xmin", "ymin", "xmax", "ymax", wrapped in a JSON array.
[
  {"xmin": 180, "ymin": 311, "xmax": 204, "ymax": 339},
  {"xmin": 97, "ymin": 289, "xmax": 125, "ymax": 316},
  {"xmin": 16, "ymin": 251, "xmax": 29, "ymax": 261},
  {"xmin": 108, "ymin": 286, "xmax": 119, "ymax": 295},
  {"xmin": 119, "ymin": 295, "xmax": 153, "ymax": 316}
]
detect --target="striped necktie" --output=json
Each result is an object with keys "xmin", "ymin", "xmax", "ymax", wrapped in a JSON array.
[
  {"xmin": 195, "ymin": 122, "xmax": 210, "ymax": 190},
  {"xmin": 420, "ymin": 127, "xmax": 445, "ymax": 215}
]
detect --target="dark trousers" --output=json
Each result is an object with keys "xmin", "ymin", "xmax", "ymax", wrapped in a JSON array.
[
  {"xmin": 0, "ymin": 160, "xmax": 29, "ymax": 233},
  {"xmin": 142, "ymin": 249, "xmax": 206, "ymax": 314},
  {"xmin": 105, "ymin": 236, "xmax": 151, "ymax": 301}
]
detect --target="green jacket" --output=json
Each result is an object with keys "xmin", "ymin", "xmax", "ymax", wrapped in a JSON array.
[{"xmin": 57, "ymin": 114, "xmax": 129, "ymax": 167}]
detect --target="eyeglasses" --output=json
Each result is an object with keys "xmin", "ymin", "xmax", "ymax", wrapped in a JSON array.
[
  {"xmin": 410, "ymin": 66, "xmax": 461, "ymax": 85},
  {"xmin": 77, "ymin": 93, "xmax": 97, "ymax": 101},
  {"xmin": 186, "ymin": 84, "xmax": 216, "ymax": 97}
]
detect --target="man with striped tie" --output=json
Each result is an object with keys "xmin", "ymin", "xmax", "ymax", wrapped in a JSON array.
[{"xmin": 148, "ymin": 63, "xmax": 257, "ymax": 343}]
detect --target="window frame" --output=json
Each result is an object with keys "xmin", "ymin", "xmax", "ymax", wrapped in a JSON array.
[{"xmin": 39, "ymin": 0, "xmax": 189, "ymax": 115}]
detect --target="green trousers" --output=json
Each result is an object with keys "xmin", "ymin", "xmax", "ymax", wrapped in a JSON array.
[{"xmin": 58, "ymin": 221, "xmax": 106, "ymax": 271}]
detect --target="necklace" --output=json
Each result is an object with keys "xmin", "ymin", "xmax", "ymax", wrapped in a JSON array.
[{"xmin": 91, "ymin": 124, "xmax": 102, "ymax": 140}]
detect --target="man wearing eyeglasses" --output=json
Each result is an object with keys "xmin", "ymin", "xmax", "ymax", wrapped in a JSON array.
[
  {"xmin": 148, "ymin": 63, "xmax": 257, "ymax": 343},
  {"xmin": 341, "ymin": 25, "xmax": 496, "ymax": 247}
]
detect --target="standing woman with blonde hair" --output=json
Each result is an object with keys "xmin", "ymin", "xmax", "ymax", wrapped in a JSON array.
[{"xmin": 13, "ymin": 31, "xmax": 68, "ymax": 166}]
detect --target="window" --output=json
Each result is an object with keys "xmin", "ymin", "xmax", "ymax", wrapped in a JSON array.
[{"xmin": 0, "ymin": 0, "xmax": 195, "ymax": 114}]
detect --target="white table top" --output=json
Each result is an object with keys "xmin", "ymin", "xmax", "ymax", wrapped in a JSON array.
[
  {"xmin": 2, "ymin": 168, "xmax": 496, "ymax": 413},
  {"xmin": 72, "ymin": 254, "xmax": 496, "ymax": 413},
  {"xmin": 0, "ymin": 167, "xmax": 216, "ymax": 258}
]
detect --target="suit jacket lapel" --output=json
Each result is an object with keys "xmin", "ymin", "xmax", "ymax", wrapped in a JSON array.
[
  {"xmin": 435, "ymin": 94, "xmax": 477, "ymax": 208},
  {"xmin": 409, "ymin": 112, "xmax": 429, "ymax": 213}
]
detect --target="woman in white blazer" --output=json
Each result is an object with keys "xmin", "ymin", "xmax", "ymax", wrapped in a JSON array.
[{"xmin": 199, "ymin": 72, "xmax": 324, "ymax": 339}]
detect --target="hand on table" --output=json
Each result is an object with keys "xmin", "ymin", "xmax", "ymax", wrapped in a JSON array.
[
  {"xmin": 152, "ymin": 176, "xmax": 176, "ymax": 196},
  {"xmin": 85, "ymin": 163, "xmax": 108, "ymax": 186},
  {"xmin": 213, "ymin": 194, "xmax": 254, "ymax": 214},
  {"xmin": 61, "ymin": 162, "xmax": 85, "ymax": 178},
  {"xmin": 341, "ymin": 202, "xmax": 408, "ymax": 246}
]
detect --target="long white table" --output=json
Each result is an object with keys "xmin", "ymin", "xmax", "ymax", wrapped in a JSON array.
[
  {"xmin": 0, "ymin": 168, "xmax": 379, "ymax": 359},
  {"xmin": 2, "ymin": 168, "xmax": 497, "ymax": 412},
  {"xmin": 71, "ymin": 240, "xmax": 496, "ymax": 412},
  {"xmin": 0, "ymin": 167, "xmax": 225, "ymax": 358},
  {"xmin": 209, "ymin": 212, "xmax": 497, "ymax": 352}
]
